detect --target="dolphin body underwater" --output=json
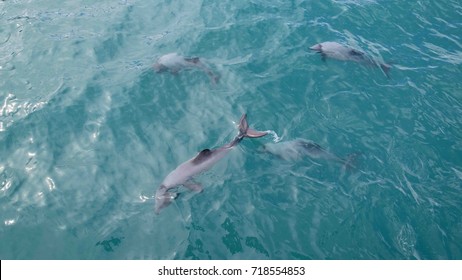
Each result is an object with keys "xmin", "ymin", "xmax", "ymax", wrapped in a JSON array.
[
  {"xmin": 310, "ymin": 41, "xmax": 392, "ymax": 78},
  {"xmin": 155, "ymin": 114, "xmax": 267, "ymax": 214},
  {"xmin": 153, "ymin": 52, "xmax": 220, "ymax": 84},
  {"xmin": 262, "ymin": 138, "xmax": 358, "ymax": 168}
]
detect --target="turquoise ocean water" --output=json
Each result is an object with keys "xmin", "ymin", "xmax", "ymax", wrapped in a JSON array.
[{"xmin": 1, "ymin": 0, "xmax": 461, "ymax": 259}]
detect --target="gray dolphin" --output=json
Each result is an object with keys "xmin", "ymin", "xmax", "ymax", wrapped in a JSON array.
[
  {"xmin": 310, "ymin": 41, "xmax": 391, "ymax": 78},
  {"xmin": 153, "ymin": 52, "xmax": 220, "ymax": 84},
  {"xmin": 155, "ymin": 114, "xmax": 267, "ymax": 214},
  {"xmin": 262, "ymin": 138, "xmax": 358, "ymax": 167}
]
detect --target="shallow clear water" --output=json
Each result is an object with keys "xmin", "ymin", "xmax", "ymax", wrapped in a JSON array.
[{"xmin": 1, "ymin": 0, "xmax": 461, "ymax": 259}]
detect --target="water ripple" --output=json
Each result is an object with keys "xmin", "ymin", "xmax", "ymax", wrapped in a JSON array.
[{"xmin": 1, "ymin": 0, "xmax": 462, "ymax": 259}]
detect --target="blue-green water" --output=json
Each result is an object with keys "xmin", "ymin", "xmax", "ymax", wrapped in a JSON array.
[{"xmin": 1, "ymin": 0, "xmax": 462, "ymax": 259}]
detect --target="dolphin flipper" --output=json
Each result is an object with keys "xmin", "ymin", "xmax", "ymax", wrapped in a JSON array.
[
  {"xmin": 183, "ymin": 181, "xmax": 203, "ymax": 192},
  {"xmin": 380, "ymin": 63, "xmax": 392, "ymax": 78},
  {"xmin": 187, "ymin": 57, "xmax": 220, "ymax": 84}
]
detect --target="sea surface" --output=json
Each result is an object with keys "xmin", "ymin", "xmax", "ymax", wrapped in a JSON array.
[{"xmin": 1, "ymin": 0, "xmax": 461, "ymax": 259}]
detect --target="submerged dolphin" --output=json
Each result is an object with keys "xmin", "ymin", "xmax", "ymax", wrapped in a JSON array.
[
  {"xmin": 310, "ymin": 41, "xmax": 391, "ymax": 78},
  {"xmin": 153, "ymin": 52, "xmax": 220, "ymax": 84},
  {"xmin": 155, "ymin": 114, "xmax": 267, "ymax": 214},
  {"xmin": 262, "ymin": 138, "xmax": 357, "ymax": 167}
]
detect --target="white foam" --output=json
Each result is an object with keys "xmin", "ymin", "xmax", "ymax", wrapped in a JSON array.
[{"xmin": 265, "ymin": 130, "xmax": 283, "ymax": 143}]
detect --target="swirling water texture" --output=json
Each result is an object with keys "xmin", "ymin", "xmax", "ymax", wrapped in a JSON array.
[{"xmin": 0, "ymin": 0, "xmax": 461, "ymax": 259}]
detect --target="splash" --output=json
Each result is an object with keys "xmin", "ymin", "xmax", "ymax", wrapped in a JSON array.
[{"xmin": 265, "ymin": 130, "xmax": 283, "ymax": 143}]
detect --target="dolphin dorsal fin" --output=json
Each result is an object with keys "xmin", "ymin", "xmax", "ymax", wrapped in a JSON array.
[
  {"xmin": 349, "ymin": 49, "xmax": 364, "ymax": 56},
  {"xmin": 192, "ymin": 149, "xmax": 212, "ymax": 164},
  {"xmin": 185, "ymin": 57, "xmax": 200, "ymax": 64}
]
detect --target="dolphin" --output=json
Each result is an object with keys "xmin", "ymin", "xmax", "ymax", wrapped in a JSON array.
[
  {"xmin": 310, "ymin": 41, "xmax": 391, "ymax": 78},
  {"xmin": 155, "ymin": 114, "xmax": 267, "ymax": 214},
  {"xmin": 153, "ymin": 52, "xmax": 220, "ymax": 84},
  {"xmin": 262, "ymin": 138, "xmax": 358, "ymax": 168}
]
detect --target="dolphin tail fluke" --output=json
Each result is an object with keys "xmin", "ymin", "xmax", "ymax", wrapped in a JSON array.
[
  {"xmin": 238, "ymin": 114, "xmax": 268, "ymax": 139},
  {"xmin": 200, "ymin": 66, "xmax": 220, "ymax": 85},
  {"xmin": 207, "ymin": 71, "xmax": 220, "ymax": 85},
  {"xmin": 341, "ymin": 152, "xmax": 361, "ymax": 171},
  {"xmin": 246, "ymin": 128, "xmax": 268, "ymax": 138},
  {"xmin": 155, "ymin": 186, "xmax": 178, "ymax": 214}
]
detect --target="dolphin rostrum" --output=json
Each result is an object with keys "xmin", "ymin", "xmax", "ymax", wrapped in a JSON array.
[
  {"xmin": 310, "ymin": 41, "xmax": 391, "ymax": 78},
  {"xmin": 155, "ymin": 114, "xmax": 267, "ymax": 214},
  {"xmin": 153, "ymin": 52, "xmax": 220, "ymax": 84}
]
